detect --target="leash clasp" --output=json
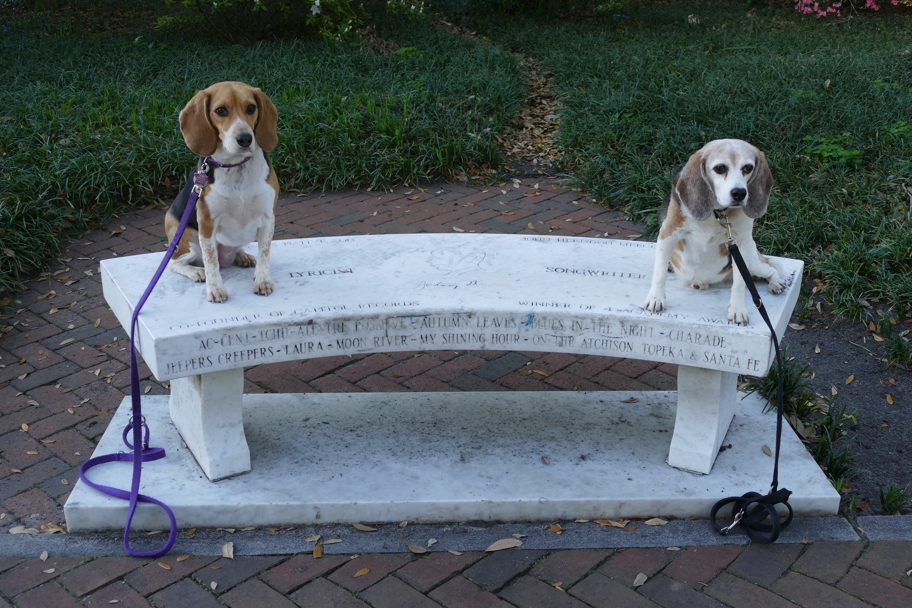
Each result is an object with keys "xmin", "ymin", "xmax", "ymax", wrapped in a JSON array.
[
  {"xmin": 720, "ymin": 509, "xmax": 744, "ymax": 535},
  {"xmin": 192, "ymin": 161, "xmax": 210, "ymax": 195},
  {"xmin": 714, "ymin": 209, "xmax": 734, "ymax": 244}
]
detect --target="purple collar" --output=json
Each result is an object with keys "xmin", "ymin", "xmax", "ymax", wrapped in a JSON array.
[{"xmin": 205, "ymin": 155, "xmax": 252, "ymax": 169}]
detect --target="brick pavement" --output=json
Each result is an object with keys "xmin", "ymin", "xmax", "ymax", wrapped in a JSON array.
[{"xmin": 0, "ymin": 177, "xmax": 905, "ymax": 606}]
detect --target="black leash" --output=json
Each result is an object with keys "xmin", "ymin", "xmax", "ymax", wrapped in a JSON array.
[{"xmin": 709, "ymin": 210, "xmax": 793, "ymax": 544}]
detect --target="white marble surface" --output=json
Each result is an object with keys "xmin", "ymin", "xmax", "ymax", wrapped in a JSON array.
[
  {"xmin": 65, "ymin": 390, "xmax": 838, "ymax": 531},
  {"xmin": 169, "ymin": 369, "xmax": 248, "ymax": 480},
  {"xmin": 101, "ymin": 235, "xmax": 804, "ymax": 381}
]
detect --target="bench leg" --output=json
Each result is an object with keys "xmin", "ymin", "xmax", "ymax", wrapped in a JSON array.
[
  {"xmin": 169, "ymin": 369, "xmax": 250, "ymax": 481},
  {"xmin": 667, "ymin": 366, "xmax": 737, "ymax": 474}
]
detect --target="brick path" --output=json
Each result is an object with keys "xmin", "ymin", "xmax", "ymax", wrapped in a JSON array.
[{"xmin": 1, "ymin": 177, "xmax": 909, "ymax": 606}]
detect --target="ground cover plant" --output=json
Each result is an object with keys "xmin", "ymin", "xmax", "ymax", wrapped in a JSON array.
[
  {"xmin": 0, "ymin": 7, "xmax": 524, "ymax": 296},
  {"xmin": 449, "ymin": 0, "xmax": 912, "ymax": 322}
]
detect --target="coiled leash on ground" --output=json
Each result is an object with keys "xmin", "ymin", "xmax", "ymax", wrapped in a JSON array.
[
  {"xmin": 77, "ymin": 158, "xmax": 223, "ymax": 557},
  {"xmin": 708, "ymin": 210, "xmax": 793, "ymax": 544}
]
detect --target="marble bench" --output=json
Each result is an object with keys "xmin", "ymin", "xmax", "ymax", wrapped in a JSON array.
[{"xmin": 98, "ymin": 233, "xmax": 803, "ymax": 483}]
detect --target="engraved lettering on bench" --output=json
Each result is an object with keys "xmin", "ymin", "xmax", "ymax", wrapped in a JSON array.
[
  {"xmin": 545, "ymin": 267, "xmax": 648, "ymax": 280},
  {"xmin": 289, "ymin": 268, "xmax": 354, "ymax": 278}
]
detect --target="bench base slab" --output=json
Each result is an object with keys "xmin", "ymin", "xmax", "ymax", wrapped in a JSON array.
[{"xmin": 65, "ymin": 391, "xmax": 838, "ymax": 532}]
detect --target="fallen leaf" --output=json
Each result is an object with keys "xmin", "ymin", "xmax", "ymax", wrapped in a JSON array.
[
  {"xmin": 532, "ymin": 370, "xmax": 548, "ymax": 376},
  {"xmin": 633, "ymin": 573, "xmax": 647, "ymax": 587},
  {"xmin": 217, "ymin": 528, "xmax": 236, "ymax": 534},
  {"xmin": 486, "ymin": 538, "xmax": 522, "ymax": 552},
  {"xmin": 428, "ymin": 539, "xmax": 437, "ymax": 547},
  {"xmin": 158, "ymin": 562, "xmax": 172, "ymax": 571},
  {"xmin": 527, "ymin": 223, "xmax": 535, "ymax": 229},
  {"xmin": 448, "ymin": 550, "xmax": 462, "ymax": 556},
  {"xmin": 9, "ymin": 526, "xmax": 39, "ymax": 535},
  {"xmin": 399, "ymin": 521, "xmax": 408, "ymax": 528},
  {"xmin": 43, "ymin": 568, "xmax": 55, "ymax": 574},
  {"xmin": 354, "ymin": 568, "xmax": 370, "ymax": 578},
  {"xmin": 762, "ymin": 445, "xmax": 772, "ymax": 457},
  {"xmin": 108, "ymin": 601, "xmax": 118, "ymax": 604},
  {"xmin": 20, "ymin": 423, "xmax": 28, "ymax": 432},
  {"xmin": 26, "ymin": 451, "xmax": 38, "ymax": 455},
  {"xmin": 857, "ymin": 500, "xmax": 869, "ymax": 511},
  {"xmin": 40, "ymin": 439, "xmax": 55, "ymax": 444},
  {"xmin": 831, "ymin": 386, "xmax": 838, "ymax": 396},
  {"xmin": 625, "ymin": 525, "xmax": 638, "ymax": 532},
  {"xmin": 788, "ymin": 323, "xmax": 805, "ymax": 331},
  {"xmin": 353, "ymin": 523, "xmax": 377, "ymax": 532},
  {"xmin": 882, "ymin": 423, "xmax": 890, "ymax": 428},
  {"xmin": 541, "ymin": 455, "xmax": 550, "ymax": 465},
  {"xmin": 313, "ymin": 544, "xmax": 323, "ymax": 558},
  {"xmin": 644, "ymin": 518, "xmax": 668, "ymax": 526},
  {"xmin": 846, "ymin": 375, "xmax": 855, "ymax": 385},
  {"xmin": 890, "ymin": 378, "xmax": 897, "ymax": 386},
  {"xmin": 873, "ymin": 334, "xmax": 885, "ymax": 342},
  {"xmin": 61, "ymin": 479, "xmax": 69, "ymax": 485},
  {"xmin": 887, "ymin": 394, "xmax": 894, "ymax": 405},
  {"xmin": 575, "ymin": 520, "xmax": 589, "ymax": 523},
  {"xmin": 211, "ymin": 581, "xmax": 217, "ymax": 591},
  {"xmin": 305, "ymin": 534, "xmax": 322, "ymax": 542},
  {"xmin": 7, "ymin": 469, "xmax": 17, "ymax": 474},
  {"xmin": 452, "ymin": 226, "xmax": 464, "ymax": 232},
  {"xmin": 177, "ymin": 555, "xmax": 190, "ymax": 562},
  {"xmin": 323, "ymin": 539, "xmax": 342, "ymax": 545},
  {"xmin": 667, "ymin": 547, "xmax": 681, "ymax": 551},
  {"xmin": 185, "ymin": 528, "xmax": 197, "ymax": 536},
  {"xmin": 407, "ymin": 543, "xmax": 428, "ymax": 554},
  {"xmin": 622, "ymin": 397, "xmax": 639, "ymax": 403},
  {"xmin": 512, "ymin": 533, "xmax": 527, "ymax": 538},
  {"xmin": 39, "ymin": 550, "xmax": 48, "ymax": 562},
  {"xmin": 221, "ymin": 542, "xmax": 234, "ymax": 559},
  {"xmin": 552, "ymin": 581, "xmax": 563, "ymax": 588},
  {"xmin": 814, "ymin": 344, "xmax": 821, "ymax": 354},
  {"xmin": 94, "ymin": 318, "xmax": 101, "ymax": 327}
]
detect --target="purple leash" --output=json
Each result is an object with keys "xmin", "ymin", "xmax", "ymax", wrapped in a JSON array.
[{"xmin": 78, "ymin": 158, "xmax": 230, "ymax": 557}]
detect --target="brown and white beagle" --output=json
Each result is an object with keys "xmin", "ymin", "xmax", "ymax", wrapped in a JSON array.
[
  {"xmin": 643, "ymin": 139, "xmax": 786, "ymax": 325},
  {"xmin": 165, "ymin": 81, "xmax": 279, "ymax": 303}
]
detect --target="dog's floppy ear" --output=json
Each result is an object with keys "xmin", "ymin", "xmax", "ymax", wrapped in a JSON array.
[
  {"xmin": 179, "ymin": 89, "xmax": 218, "ymax": 157},
  {"xmin": 674, "ymin": 148, "xmax": 715, "ymax": 221},
  {"xmin": 745, "ymin": 149, "xmax": 774, "ymax": 219},
  {"xmin": 253, "ymin": 88, "xmax": 278, "ymax": 152}
]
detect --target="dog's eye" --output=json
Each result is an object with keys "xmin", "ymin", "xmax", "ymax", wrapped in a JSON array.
[
  {"xmin": 246, "ymin": 104, "xmax": 257, "ymax": 115},
  {"xmin": 712, "ymin": 164, "xmax": 727, "ymax": 175},
  {"xmin": 214, "ymin": 107, "xmax": 228, "ymax": 117},
  {"xmin": 743, "ymin": 164, "xmax": 754, "ymax": 174}
]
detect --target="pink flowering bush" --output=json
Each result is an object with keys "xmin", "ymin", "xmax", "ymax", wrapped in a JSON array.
[{"xmin": 795, "ymin": 0, "xmax": 900, "ymax": 19}]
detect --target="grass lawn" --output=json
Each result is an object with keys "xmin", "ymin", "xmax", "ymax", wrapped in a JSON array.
[
  {"xmin": 461, "ymin": 0, "xmax": 912, "ymax": 321},
  {"xmin": 0, "ymin": 11, "xmax": 524, "ymax": 297}
]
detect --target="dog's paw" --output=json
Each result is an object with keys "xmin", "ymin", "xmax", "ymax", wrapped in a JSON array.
[
  {"xmin": 727, "ymin": 305, "xmax": 750, "ymax": 325},
  {"xmin": 188, "ymin": 267, "xmax": 206, "ymax": 282},
  {"xmin": 207, "ymin": 287, "xmax": 229, "ymax": 303},
  {"xmin": 254, "ymin": 279, "xmax": 274, "ymax": 296},
  {"xmin": 643, "ymin": 292, "xmax": 666, "ymax": 313},
  {"xmin": 767, "ymin": 274, "xmax": 787, "ymax": 294},
  {"xmin": 235, "ymin": 251, "xmax": 256, "ymax": 268}
]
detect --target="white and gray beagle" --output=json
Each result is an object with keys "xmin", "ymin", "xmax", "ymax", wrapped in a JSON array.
[
  {"xmin": 166, "ymin": 81, "xmax": 279, "ymax": 303},
  {"xmin": 643, "ymin": 139, "xmax": 786, "ymax": 325}
]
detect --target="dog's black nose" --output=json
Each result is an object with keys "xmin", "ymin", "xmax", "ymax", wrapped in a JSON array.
[
  {"xmin": 236, "ymin": 133, "xmax": 252, "ymax": 148},
  {"xmin": 730, "ymin": 187, "xmax": 746, "ymax": 203}
]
